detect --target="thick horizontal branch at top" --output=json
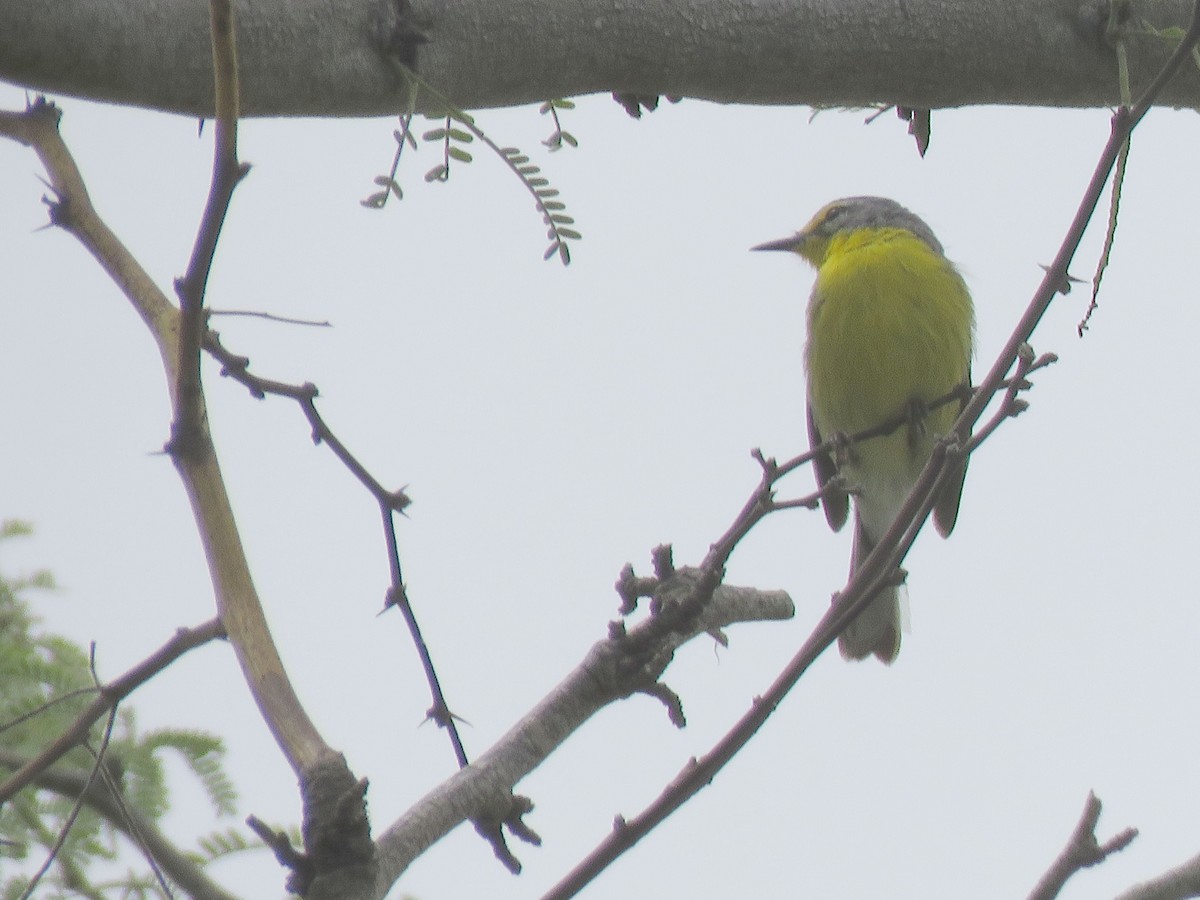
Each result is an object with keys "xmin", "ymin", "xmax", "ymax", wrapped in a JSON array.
[{"xmin": 1, "ymin": 0, "xmax": 1198, "ymax": 118}]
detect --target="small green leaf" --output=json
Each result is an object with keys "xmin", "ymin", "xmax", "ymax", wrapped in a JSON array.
[
  {"xmin": 557, "ymin": 228, "xmax": 582, "ymax": 241},
  {"xmin": 448, "ymin": 147, "xmax": 473, "ymax": 163},
  {"xmin": 424, "ymin": 165, "xmax": 448, "ymax": 182},
  {"xmin": 553, "ymin": 98, "xmax": 576, "ymax": 110},
  {"xmin": 542, "ymin": 200, "xmax": 566, "ymax": 211},
  {"xmin": 510, "ymin": 155, "xmax": 530, "ymax": 166},
  {"xmin": 550, "ymin": 214, "xmax": 575, "ymax": 225},
  {"xmin": 560, "ymin": 131, "xmax": 578, "ymax": 147},
  {"xmin": 447, "ymin": 128, "xmax": 474, "ymax": 143},
  {"xmin": 518, "ymin": 165, "xmax": 539, "ymax": 175},
  {"xmin": 527, "ymin": 177, "xmax": 549, "ymax": 188},
  {"xmin": 536, "ymin": 188, "xmax": 560, "ymax": 198}
]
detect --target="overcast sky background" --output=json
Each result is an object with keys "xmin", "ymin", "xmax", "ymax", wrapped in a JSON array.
[{"xmin": 3, "ymin": 77, "xmax": 1200, "ymax": 899}]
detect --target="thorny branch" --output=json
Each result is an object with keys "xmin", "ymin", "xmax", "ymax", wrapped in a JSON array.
[{"xmin": 203, "ymin": 329, "xmax": 467, "ymax": 768}]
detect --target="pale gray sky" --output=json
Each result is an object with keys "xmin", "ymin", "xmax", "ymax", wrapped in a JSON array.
[{"xmin": 3, "ymin": 83, "xmax": 1199, "ymax": 898}]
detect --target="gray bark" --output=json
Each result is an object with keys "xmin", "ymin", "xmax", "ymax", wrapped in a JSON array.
[{"xmin": 1, "ymin": 0, "xmax": 1198, "ymax": 118}]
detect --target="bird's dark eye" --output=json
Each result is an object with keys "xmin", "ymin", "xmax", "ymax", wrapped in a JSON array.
[{"xmin": 822, "ymin": 205, "xmax": 846, "ymax": 230}]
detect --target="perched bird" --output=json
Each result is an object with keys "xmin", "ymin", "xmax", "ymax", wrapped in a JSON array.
[{"xmin": 754, "ymin": 197, "xmax": 974, "ymax": 663}]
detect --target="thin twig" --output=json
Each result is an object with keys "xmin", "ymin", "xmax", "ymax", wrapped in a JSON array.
[
  {"xmin": 204, "ymin": 329, "xmax": 466, "ymax": 763},
  {"xmin": 0, "ymin": 619, "xmax": 225, "ymax": 806},
  {"xmin": 171, "ymin": 0, "xmax": 247, "ymax": 457},
  {"xmin": 207, "ymin": 309, "xmax": 333, "ymax": 327},
  {"xmin": 19, "ymin": 706, "xmax": 120, "ymax": 900},
  {"xmin": 0, "ymin": 748, "xmax": 238, "ymax": 900}
]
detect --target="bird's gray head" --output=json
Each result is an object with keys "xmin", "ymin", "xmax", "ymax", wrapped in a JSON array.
[{"xmin": 752, "ymin": 196, "xmax": 944, "ymax": 260}]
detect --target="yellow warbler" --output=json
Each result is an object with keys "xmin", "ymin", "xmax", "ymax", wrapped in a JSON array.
[{"xmin": 755, "ymin": 196, "xmax": 974, "ymax": 663}]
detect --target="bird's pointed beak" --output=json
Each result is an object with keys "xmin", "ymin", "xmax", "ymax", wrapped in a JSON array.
[{"xmin": 751, "ymin": 233, "xmax": 803, "ymax": 253}]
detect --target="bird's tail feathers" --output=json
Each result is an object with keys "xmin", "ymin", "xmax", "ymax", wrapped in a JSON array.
[{"xmin": 837, "ymin": 515, "xmax": 903, "ymax": 664}]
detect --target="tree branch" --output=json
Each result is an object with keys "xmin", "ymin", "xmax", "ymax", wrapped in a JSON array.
[
  {"xmin": 1115, "ymin": 850, "xmax": 1200, "ymax": 900},
  {"xmin": 371, "ymin": 576, "xmax": 793, "ymax": 895},
  {"xmin": 1, "ymin": 85, "xmax": 372, "ymax": 895},
  {"xmin": 2, "ymin": 0, "xmax": 1199, "ymax": 117},
  {"xmin": 1026, "ymin": 792, "xmax": 1137, "ymax": 900},
  {"xmin": 0, "ymin": 96, "xmax": 330, "ymax": 778}
]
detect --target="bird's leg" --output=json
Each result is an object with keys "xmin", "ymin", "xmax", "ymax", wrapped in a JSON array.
[{"xmin": 830, "ymin": 430, "xmax": 858, "ymax": 468}]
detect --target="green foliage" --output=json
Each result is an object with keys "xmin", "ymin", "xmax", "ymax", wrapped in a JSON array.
[
  {"xmin": 539, "ymin": 98, "xmax": 579, "ymax": 152},
  {"xmin": 361, "ymin": 70, "xmax": 582, "ymax": 265},
  {"xmin": 0, "ymin": 523, "xmax": 258, "ymax": 898}
]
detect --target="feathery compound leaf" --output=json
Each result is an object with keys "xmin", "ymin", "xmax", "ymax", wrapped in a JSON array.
[
  {"xmin": 369, "ymin": 176, "xmax": 403, "ymax": 202},
  {"xmin": 364, "ymin": 112, "xmax": 415, "ymax": 208},
  {"xmin": 198, "ymin": 827, "xmax": 254, "ymax": 861},
  {"xmin": 375, "ymin": 69, "xmax": 582, "ymax": 264}
]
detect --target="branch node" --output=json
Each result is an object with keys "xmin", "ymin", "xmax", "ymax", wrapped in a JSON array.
[
  {"xmin": 472, "ymin": 794, "xmax": 538, "ymax": 874},
  {"xmin": 1026, "ymin": 791, "xmax": 1138, "ymax": 900},
  {"xmin": 650, "ymin": 544, "xmax": 675, "ymax": 580},
  {"xmin": 614, "ymin": 562, "xmax": 658, "ymax": 615},
  {"xmin": 637, "ymin": 681, "xmax": 686, "ymax": 728}
]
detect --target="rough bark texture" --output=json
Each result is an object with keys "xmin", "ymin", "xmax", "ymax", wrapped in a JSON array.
[{"xmin": 1, "ymin": 0, "xmax": 1198, "ymax": 118}]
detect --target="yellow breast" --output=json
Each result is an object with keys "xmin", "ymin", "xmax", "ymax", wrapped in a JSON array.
[{"xmin": 805, "ymin": 227, "xmax": 973, "ymax": 449}]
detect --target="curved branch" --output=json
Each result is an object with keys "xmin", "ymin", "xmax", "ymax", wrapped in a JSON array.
[{"xmin": 0, "ymin": 97, "xmax": 330, "ymax": 778}]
